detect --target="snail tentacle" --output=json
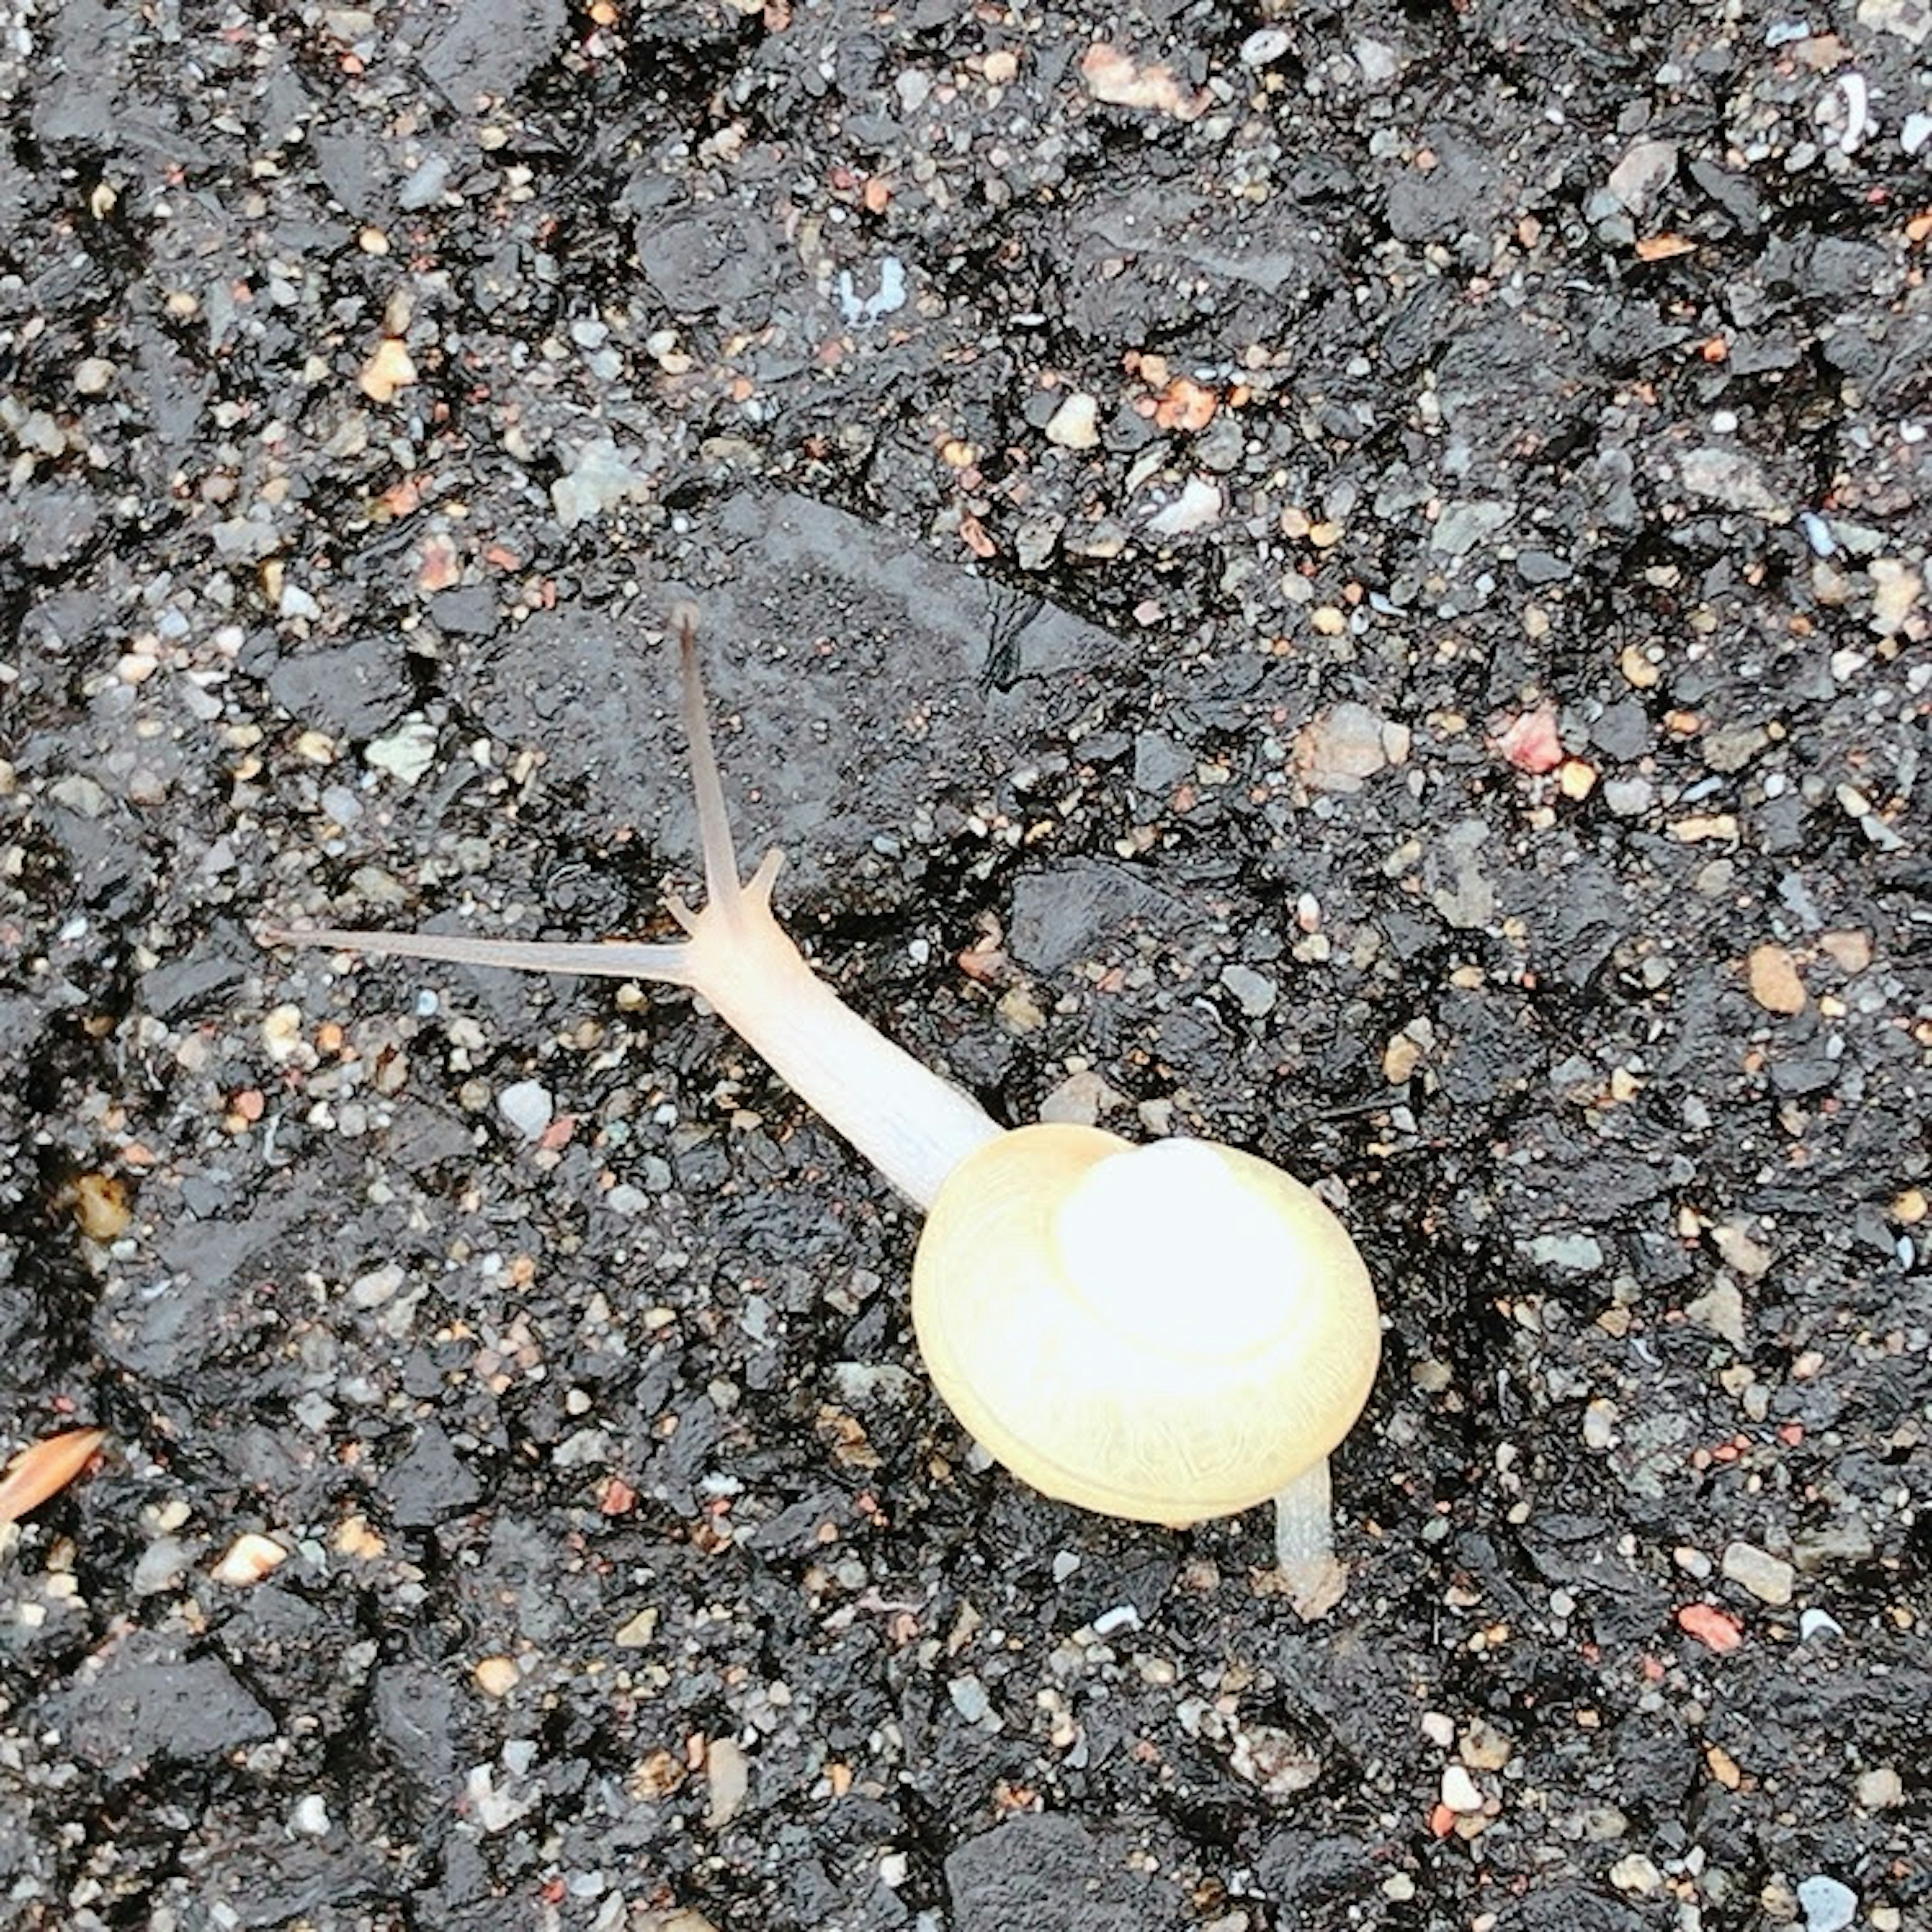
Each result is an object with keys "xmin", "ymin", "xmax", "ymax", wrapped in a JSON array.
[
  {"xmin": 673, "ymin": 600, "xmax": 759, "ymax": 920},
  {"xmin": 264, "ymin": 609, "xmax": 1004, "ymax": 1208},
  {"xmin": 254, "ymin": 924, "xmax": 700, "ymax": 986}
]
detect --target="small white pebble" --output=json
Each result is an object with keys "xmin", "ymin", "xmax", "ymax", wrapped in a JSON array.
[
  {"xmin": 497, "ymin": 1080, "xmax": 554, "ymax": 1140},
  {"xmin": 290, "ymin": 1794, "xmax": 331, "ymax": 1836},
  {"xmin": 261, "ymin": 1004, "xmax": 307, "ymax": 1065},
  {"xmin": 1091, "ymin": 1603, "xmax": 1141, "ymax": 1637},
  {"xmin": 1044, "ymin": 391, "xmax": 1100, "ymax": 450},
  {"xmin": 1440, "ymin": 1764, "xmax": 1483, "ymax": 1813},
  {"xmin": 1610, "ymin": 1854, "xmax": 1662, "ymax": 1896},
  {"xmin": 1797, "ymin": 1874, "xmax": 1857, "ymax": 1932}
]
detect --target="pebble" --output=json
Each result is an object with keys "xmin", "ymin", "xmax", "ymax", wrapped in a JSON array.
[
  {"xmin": 1044, "ymin": 391, "xmax": 1100, "ymax": 449},
  {"xmin": 1721, "ymin": 1540, "xmax": 1795, "ymax": 1606},
  {"xmin": 1430, "ymin": 499, "xmax": 1510, "ymax": 557},
  {"xmin": 1868, "ymin": 556, "xmax": 1920, "ymax": 634},
  {"xmin": 551, "ymin": 435, "xmax": 651, "ymax": 527},
  {"xmin": 1712, "ymin": 1222, "xmax": 1773, "ymax": 1277},
  {"xmin": 497, "ymin": 1080, "xmax": 554, "ymax": 1140},
  {"xmin": 1148, "ymin": 475, "xmax": 1222, "ymax": 535},
  {"xmin": 1602, "ymin": 776, "xmax": 1655, "ymax": 817},
  {"xmin": 50, "ymin": 773, "xmax": 108, "ymax": 819},
  {"xmin": 1856, "ymin": 1765, "xmax": 1902, "ymax": 1810},
  {"xmin": 1610, "ymin": 1854, "xmax": 1663, "ymax": 1896},
  {"xmin": 1440, "ymin": 1764, "xmax": 1483, "ymax": 1812},
  {"xmin": 1355, "ymin": 36, "xmax": 1398, "ymax": 84},
  {"xmin": 836, "ymin": 256, "xmax": 906, "ymax": 325},
  {"xmin": 474, "ymin": 1655, "xmax": 520, "ymax": 1697},
  {"xmin": 1607, "ymin": 138, "xmax": 1677, "ymax": 215},
  {"xmin": 1685, "ymin": 1278, "xmax": 1746, "ymax": 1346},
  {"xmin": 1220, "ymin": 963, "xmax": 1278, "ymax": 1019},
  {"xmin": 1229, "ymin": 1724, "xmax": 1320, "ymax": 1796},
  {"xmin": 1460, "ymin": 1718, "xmax": 1512, "ymax": 1771},
  {"xmin": 1239, "ymin": 27, "xmax": 1292, "ymax": 64},
  {"xmin": 1679, "ymin": 446, "xmax": 1790, "ymax": 521},
  {"xmin": 1797, "ymin": 1875, "xmax": 1857, "ymax": 1932},
  {"xmin": 364, "ymin": 718, "xmax": 439, "ymax": 785},
  {"xmin": 948, "ymin": 1675, "xmax": 992, "ymax": 1723},
  {"xmin": 358, "ymin": 336, "xmax": 417, "ymax": 404},
  {"xmin": 261, "ymin": 1004, "xmax": 309, "ymax": 1065},
  {"xmin": 1528, "ymin": 1232, "xmax": 1603, "ymax": 1272},
  {"xmin": 1294, "ymin": 701, "xmax": 1391, "ymax": 792},
  {"xmin": 705, "ymin": 1737, "xmax": 750, "ymax": 1828},
  {"xmin": 210, "ymin": 1533, "xmax": 289, "ymax": 1587},
  {"xmin": 398, "ymin": 152, "xmax": 452, "ymax": 209},
  {"xmin": 1857, "ymin": 0, "xmax": 1930, "ymax": 46},
  {"xmin": 74, "ymin": 356, "xmax": 116, "ymax": 395},
  {"xmin": 290, "ymin": 1794, "xmax": 331, "ymax": 1836}
]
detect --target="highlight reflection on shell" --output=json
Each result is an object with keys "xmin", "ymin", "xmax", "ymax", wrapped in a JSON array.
[{"xmin": 912, "ymin": 1123, "xmax": 1381, "ymax": 1523}]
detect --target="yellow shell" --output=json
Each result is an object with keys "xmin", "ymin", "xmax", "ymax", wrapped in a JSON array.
[{"xmin": 912, "ymin": 1124, "xmax": 1380, "ymax": 1523}]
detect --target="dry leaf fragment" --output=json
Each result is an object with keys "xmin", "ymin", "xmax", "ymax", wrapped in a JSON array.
[{"xmin": 0, "ymin": 1427, "xmax": 106, "ymax": 1525}]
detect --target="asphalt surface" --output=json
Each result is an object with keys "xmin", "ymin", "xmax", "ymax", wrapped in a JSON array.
[{"xmin": 2, "ymin": 3, "xmax": 1928, "ymax": 1929}]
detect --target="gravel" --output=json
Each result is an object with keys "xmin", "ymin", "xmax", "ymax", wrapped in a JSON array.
[{"xmin": 2, "ymin": 2, "xmax": 1927, "ymax": 1928}]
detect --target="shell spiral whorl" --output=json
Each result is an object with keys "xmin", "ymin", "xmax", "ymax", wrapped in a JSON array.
[{"xmin": 911, "ymin": 1124, "xmax": 1381, "ymax": 1525}]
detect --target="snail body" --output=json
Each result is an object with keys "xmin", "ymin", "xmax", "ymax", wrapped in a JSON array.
[{"xmin": 265, "ymin": 611, "xmax": 1381, "ymax": 1614}]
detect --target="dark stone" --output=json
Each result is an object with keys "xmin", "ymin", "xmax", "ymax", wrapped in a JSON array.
[
  {"xmin": 265, "ymin": 635, "xmax": 417, "ymax": 740},
  {"xmin": 140, "ymin": 941, "xmax": 249, "ymax": 1020},
  {"xmin": 1254, "ymin": 1828, "xmax": 1376, "ymax": 1916},
  {"xmin": 41, "ymin": 1633, "xmax": 274, "ymax": 1778},
  {"xmin": 373, "ymin": 1658, "xmax": 458, "ymax": 1794},
  {"xmin": 1495, "ymin": 1886, "xmax": 1649, "ymax": 1932},
  {"xmin": 1590, "ymin": 700, "xmax": 1653, "ymax": 762},
  {"xmin": 383, "ymin": 1422, "xmax": 483, "ymax": 1528},
  {"xmin": 431, "ymin": 585, "xmax": 500, "ymax": 636},
  {"xmin": 1008, "ymin": 862, "xmax": 1186, "ymax": 973},
  {"xmin": 1516, "ymin": 548, "xmax": 1572, "ymax": 584},
  {"xmin": 95, "ymin": 1208, "xmax": 298, "ymax": 1379},
  {"xmin": 416, "ymin": 0, "xmax": 567, "ymax": 106},
  {"xmin": 946, "ymin": 1814, "xmax": 1185, "ymax": 1932},
  {"xmin": 638, "ymin": 209, "xmax": 780, "ymax": 318}
]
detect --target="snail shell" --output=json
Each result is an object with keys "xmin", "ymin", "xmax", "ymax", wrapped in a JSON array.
[{"xmin": 912, "ymin": 1124, "xmax": 1380, "ymax": 1523}]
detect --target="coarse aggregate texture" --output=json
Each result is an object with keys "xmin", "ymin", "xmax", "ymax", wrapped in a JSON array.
[{"xmin": 1, "ymin": 2, "xmax": 1928, "ymax": 1929}]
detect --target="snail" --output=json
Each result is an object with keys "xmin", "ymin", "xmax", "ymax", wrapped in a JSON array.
[{"xmin": 262, "ymin": 608, "xmax": 1381, "ymax": 1616}]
